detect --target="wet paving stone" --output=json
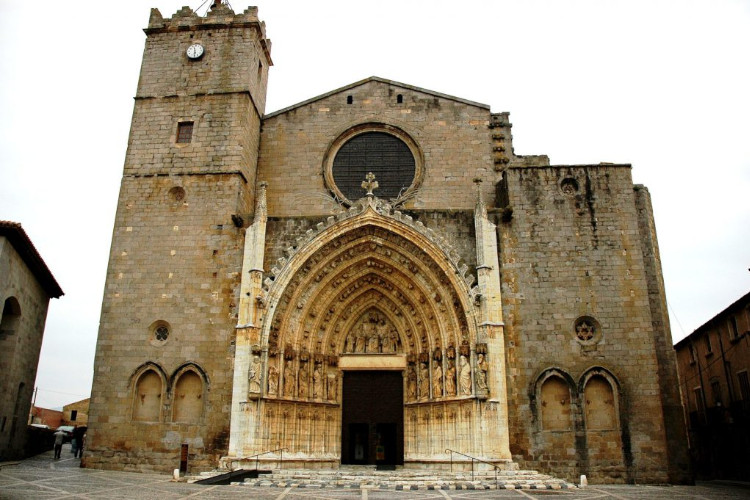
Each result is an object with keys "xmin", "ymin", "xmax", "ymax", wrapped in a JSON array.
[{"xmin": 1, "ymin": 447, "xmax": 749, "ymax": 499}]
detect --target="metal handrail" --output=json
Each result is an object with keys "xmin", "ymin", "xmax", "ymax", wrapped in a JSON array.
[
  {"xmin": 246, "ymin": 447, "xmax": 288, "ymax": 472},
  {"xmin": 445, "ymin": 448, "xmax": 499, "ymax": 487}
]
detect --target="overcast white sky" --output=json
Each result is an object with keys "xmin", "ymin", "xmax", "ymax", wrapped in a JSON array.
[{"xmin": 1, "ymin": 0, "xmax": 748, "ymax": 410}]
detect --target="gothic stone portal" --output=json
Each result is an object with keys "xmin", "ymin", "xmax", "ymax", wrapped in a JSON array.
[{"xmin": 227, "ymin": 201, "xmax": 512, "ymax": 466}]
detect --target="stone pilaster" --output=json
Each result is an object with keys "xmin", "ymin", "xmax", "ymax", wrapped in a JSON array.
[
  {"xmin": 473, "ymin": 181, "xmax": 511, "ymax": 460},
  {"xmin": 229, "ymin": 183, "xmax": 267, "ymax": 457}
]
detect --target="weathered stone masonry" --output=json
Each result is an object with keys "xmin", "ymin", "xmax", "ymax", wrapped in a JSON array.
[{"xmin": 86, "ymin": 4, "xmax": 690, "ymax": 483}]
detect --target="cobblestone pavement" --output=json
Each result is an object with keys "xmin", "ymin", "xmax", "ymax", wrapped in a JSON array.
[{"xmin": 1, "ymin": 446, "xmax": 748, "ymax": 499}]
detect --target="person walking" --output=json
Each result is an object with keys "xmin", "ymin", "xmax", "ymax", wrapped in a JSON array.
[
  {"xmin": 53, "ymin": 429, "xmax": 66, "ymax": 459},
  {"xmin": 71, "ymin": 425, "xmax": 79, "ymax": 457},
  {"xmin": 73, "ymin": 426, "xmax": 86, "ymax": 458}
]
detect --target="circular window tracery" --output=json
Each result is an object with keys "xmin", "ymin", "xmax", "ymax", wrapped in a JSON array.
[
  {"xmin": 155, "ymin": 326, "xmax": 169, "ymax": 341},
  {"xmin": 323, "ymin": 124, "xmax": 423, "ymax": 205},
  {"xmin": 168, "ymin": 186, "xmax": 186, "ymax": 202},
  {"xmin": 560, "ymin": 178, "xmax": 579, "ymax": 196},
  {"xmin": 574, "ymin": 316, "xmax": 601, "ymax": 345},
  {"xmin": 332, "ymin": 132, "xmax": 415, "ymax": 202},
  {"xmin": 149, "ymin": 320, "xmax": 171, "ymax": 345}
]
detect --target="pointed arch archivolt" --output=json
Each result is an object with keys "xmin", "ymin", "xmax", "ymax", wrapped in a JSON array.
[{"xmin": 261, "ymin": 206, "xmax": 478, "ymax": 366}]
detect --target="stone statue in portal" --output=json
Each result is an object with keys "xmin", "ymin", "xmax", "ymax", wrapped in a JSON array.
[
  {"xmin": 248, "ymin": 354, "xmax": 262, "ymax": 393},
  {"xmin": 367, "ymin": 331, "xmax": 380, "ymax": 353},
  {"xmin": 298, "ymin": 364, "xmax": 309, "ymax": 398},
  {"xmin": 267, "ymin": 365, "xmax": 278, "ymax": 395},
  {"xmin": 327, "ymin": 371, "xmax": 337, "ymax": 401},
  {"xmin": 313, "ymin": 364, "xmax": 323, "ymax": 399},
  {"xmin": 407, "ymin": 365, "xmax": 417, "ymax": 401},
  {"xmin": 345, "ymin": 333, "xmax": 355, "ymax": 353},
  {"xmin": 283, "ymin": 362, "xmax": 295, "ymax": 397},
  {"xmin": 382, "ymin": 328, "xmax": 398, "ymax": 353},
  {"xmin": 459, "ymin": 355, "xmax": 472, "ymax": 395},
  {"xmin": 420, "ymin": 362, "xmax": 430, "ymax": 399},
  {"xmin": 354, "ymin": 327, "xmax": 366, "ymax": 353},
  {"xmin": 445, "ymin": 360, "xmax": 456, "ymax": 396},
  {"xmin": 476, "ymin": 353, "xmax": 488, "ymax": 391},
  {"xmin": 433, "ymin": 362, "xmax": 443, "ymax": 398}
]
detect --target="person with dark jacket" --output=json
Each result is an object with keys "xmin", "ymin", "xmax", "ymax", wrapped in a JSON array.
[{"xmin": 72, "ymin": 426, "xmax": 86, "ymax": 458}]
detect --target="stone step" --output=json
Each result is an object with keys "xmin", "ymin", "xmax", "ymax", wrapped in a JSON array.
[{"xmin": 231, "ymin": 468, "xmax": 576, "ymax": 490}]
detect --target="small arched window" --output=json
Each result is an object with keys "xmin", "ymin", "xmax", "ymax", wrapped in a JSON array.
[
  {"xmin": 584, "ymin": 375, "xmax": 617, "ymax": 430},
  {"xmin": 0, "ymin": 297, "xmax": 21, "ymax": 339},
  {"xmin": 133, "ymin": 370, "xmax": 162, "ymax": 422},
  {"xmin": 173, "ymin": 371, "xmax": 204, "ymax": 423},
  {"xmin": 540, "ymin": 376, "xmax": 572, "ymax": 431}
]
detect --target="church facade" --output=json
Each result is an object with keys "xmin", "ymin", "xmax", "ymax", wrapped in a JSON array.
[{"xmin": 85, "ymin": 4, "xmax": 690, "ymax": 483}]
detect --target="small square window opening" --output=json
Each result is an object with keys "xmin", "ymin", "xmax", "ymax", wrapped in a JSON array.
[{"xmin": 177, "ymin": 121, "xmax": 194, "ymax": 144}]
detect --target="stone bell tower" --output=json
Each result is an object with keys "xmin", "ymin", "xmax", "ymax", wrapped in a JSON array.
[{"xmin": 86, "ymin": 3, "xmax": 272, "ymax": 471}]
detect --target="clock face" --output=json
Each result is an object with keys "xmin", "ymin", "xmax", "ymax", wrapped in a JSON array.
[{"xmin": 186, "ymin": 44, "xmax": 204, "ymax": 60}]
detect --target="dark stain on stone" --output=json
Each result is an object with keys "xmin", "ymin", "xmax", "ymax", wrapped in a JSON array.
[{"xmin": 584, "ymin": 169, "xmax": 598, "ymax": 248}]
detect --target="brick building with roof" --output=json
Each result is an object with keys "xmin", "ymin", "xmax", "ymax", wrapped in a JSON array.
[{"xmin": 675, "ymin": 290, "xmax": 750, "ymax": 480}]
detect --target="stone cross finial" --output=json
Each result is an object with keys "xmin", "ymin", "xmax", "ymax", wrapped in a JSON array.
[{"xmin": 361, "ymin": 172, "xmax": 379, "ymax": 197}]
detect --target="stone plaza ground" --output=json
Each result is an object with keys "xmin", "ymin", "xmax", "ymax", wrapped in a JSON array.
[{"xmin": 0, "ymin": 445, "xmax": 748, "ymax": 500}]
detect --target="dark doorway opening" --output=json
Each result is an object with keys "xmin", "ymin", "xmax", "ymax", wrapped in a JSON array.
[{"xmin": 341, "ymin": 371, "xmax": 403, "ymax": 466}]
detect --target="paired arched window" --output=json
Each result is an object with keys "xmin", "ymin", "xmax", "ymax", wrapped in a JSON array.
[
  {"xmin": 583, "ymin": 375, "xmax": 618, "ymax": 430},
  {"xmin": 172, "ymin": 370, "xmax": 203, "ymax": 423},
  {"xmin": 536, "ymin": 367, "xmax": 620, "ymax": 432},
  {"xmin": 540, "ymin": 376, "xmax": 573, "ymax": 431},
  {"xmin": 131, "ymin": 363, "xmax": 207, "ymax": 423},
  {"xmin": 133, "ymin": 370, "xmax": 163, "ymax": 422}
]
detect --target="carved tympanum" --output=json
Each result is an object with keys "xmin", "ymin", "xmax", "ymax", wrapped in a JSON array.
[{"xmin": 343, "ymin": 310, "xmax": 401, "ymax": 354}]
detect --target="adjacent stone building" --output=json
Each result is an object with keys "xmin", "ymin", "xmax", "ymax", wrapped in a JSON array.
[
  {"xmin": 62, "ymin": 398, "xmax": 90, "ymax": 427},
  {"xmin": 675, "ymin": 291, "xmax": 750, "ymax": 480},
  {"xmin": 0, "ymin": 221, "xmax": 63, "ymax": 459},
  {"xmin": 85, "ymin": 3, "xmax": 690, "ymax": 483}
]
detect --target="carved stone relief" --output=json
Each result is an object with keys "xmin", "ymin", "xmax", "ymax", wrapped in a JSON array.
[
  {"xmin": 283, "ymin": 360, "xmax": 295, "ymax": 397},
  {"xmin": 419, "ymin": 362, "xmax": 430, "ymax": 400},
  {"xmin": 266, "ymin": 223, "xmax": 473, "ymax": 357},
  {"xmin": 343, "ymin": 310, "xmax": 401, "ymax": 354},
  {"xmin": 267, "ymin": 364, "xmax": 278, "ymax": 395},
  {"xmin": 312, "ymin": 363, "xmax": 323, "ymax": 399},
  {"xmin": 248, "ymin": 354, "xmax": 262, "ymax": 395},
  {"xmin": 298, "ymin": 362, "xmax": 309, "ymax": 398},
  {"xmin": 459, "ymin": 355, "xmax": 472, "ymax": 395},
  {"xmin": 445, "ymin": 359, "xmax": 456, "ymax": 396},
  {"xmin": 407, "ymin": 364, "xmax": 417, "ymax": 401},
  {"xmin": 433, "ymin": 362, "xmax": 443, "ymax": 398}
]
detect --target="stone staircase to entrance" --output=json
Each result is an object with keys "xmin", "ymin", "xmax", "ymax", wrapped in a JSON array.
[{"xmin": 194, "ymin": 466, "xmax": 577, "ymax": 490}]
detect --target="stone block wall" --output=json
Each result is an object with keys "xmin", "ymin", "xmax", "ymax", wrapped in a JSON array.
[
  {"xmin": 140, "ymin": 5, "xmax": 270, "ymax": 114},
  {"xmin": 258, "ymin": 79, "xmax": 497, "ymax": 217},
  {"xmin": 498, "ymin": 164, "xmax": 672, "ymax": 483},
  {"xmin": 87, "ymin": 3, "xmax": 269, "ymax": 472},
  {"xmin": 125, "ymin": 94, "xmax": 261, "ymax": 187},
  {"xmin": 86, "ymin": 174, "xmax": 250, "ymax": 472}
]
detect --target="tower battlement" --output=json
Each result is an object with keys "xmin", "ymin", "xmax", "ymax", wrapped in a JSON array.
[{"xmin": 146, "ymin": 5, "xmax": 271, "ymax": 60}]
